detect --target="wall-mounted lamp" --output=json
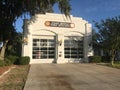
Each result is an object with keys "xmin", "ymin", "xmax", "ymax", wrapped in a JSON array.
[
  {"xmin": 58, "ymin": 39, "xmax": 62, "ymax": 46},
  {"xmin": 23, "ymin": 37, "xmax": 28, "ymax": 44}
]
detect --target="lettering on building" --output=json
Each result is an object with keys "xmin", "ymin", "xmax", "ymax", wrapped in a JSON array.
[{"xmin": 45, "ymin": 21, "xmax": 75, "ymax": 28}]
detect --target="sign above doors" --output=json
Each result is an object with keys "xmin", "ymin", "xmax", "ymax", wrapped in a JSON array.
[{"xmin": 45, "ymin": 21, "xmax": 75, "ymax": 28}]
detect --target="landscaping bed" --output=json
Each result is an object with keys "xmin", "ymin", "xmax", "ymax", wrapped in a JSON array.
[
  {"xmin": 0, "ymin": 65, "xmax": 30, "ymax": 90},
  {"xmin": 0, "ymin": 66, "xmax": 12, "ymax": 75}
]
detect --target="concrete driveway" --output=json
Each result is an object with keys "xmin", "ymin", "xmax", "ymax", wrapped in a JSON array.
[{"xmin": 24, "ymin": 64, "xmax": 120, "ymax": 90}]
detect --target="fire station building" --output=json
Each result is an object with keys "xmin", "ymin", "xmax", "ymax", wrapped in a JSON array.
[{"xmin": 22, "ymin": 13, "xmax": 93, "ymax": 64}]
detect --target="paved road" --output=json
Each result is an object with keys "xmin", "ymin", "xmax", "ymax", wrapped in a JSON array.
[{"xmin": 24, "ymin": 64, "xmax": 120, "ymax": 90}]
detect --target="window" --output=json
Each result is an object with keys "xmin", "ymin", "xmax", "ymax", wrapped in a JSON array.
[
  {"xmin": 32, "ymin": 39, "xmax": 55, "ymax": 59},
  {"xmin": 64, "ymin": 37, "xmax": 83, "ymax": 58}
]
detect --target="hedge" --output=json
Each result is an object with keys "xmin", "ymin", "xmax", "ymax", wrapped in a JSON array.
[
  {"xmin": 89, "ymin": 56, "xmax": 101, "ymax": 63},
  {"xmin": 101, "ymin": 56, "xmax": 111, "ymax": 63},
  {"xmin": 0, "ymin": 60, "xmax": 4, "ymax": 67},
  {"xmin": 4, "ymin": 58, "xmax": 13, "ymax": 66},
  {"xmin": 18, "ymin": 56, "xmax": 30, "ymax": 65},
  {"xmin": 6, "ymin": 55, "xmax": 19, "ymax": 64}
]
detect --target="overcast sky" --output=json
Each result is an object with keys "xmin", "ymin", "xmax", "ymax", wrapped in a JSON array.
[{"xmin": 16, "ymin": 0, "xmax": 120, "ymax": 32}]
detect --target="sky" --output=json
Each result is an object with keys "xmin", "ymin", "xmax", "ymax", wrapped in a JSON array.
[{"xmin": 15, "ymin": 0, "xmax": 120, "ymax": 32}]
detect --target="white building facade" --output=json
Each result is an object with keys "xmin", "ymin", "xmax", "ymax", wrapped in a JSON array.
[{"xmin": 22, "ymin": 13, "xmax": 93, "ymax": 64}]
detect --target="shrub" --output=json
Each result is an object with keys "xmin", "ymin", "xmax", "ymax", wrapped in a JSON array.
[
  {"xmin": 18, "ymin": 56, "xmax": 30, "ymax": 65},
  {"xmin": 89, "ymin": 56, "xmax": 101, "ymax": 63},
  {"xmin": 0, "ymin": 60, "xmax": 4, "ymax": 67},
  {"xmin": 101, "ymin": 56, "xmax": 111, "ymax": 63},
  {"xmin": 4, "ymin": 58, "xmax": 12, "ymax": 66},
  {"xmin": 6, "ymin": 55, "xmax": 19, "ymax": 64}
]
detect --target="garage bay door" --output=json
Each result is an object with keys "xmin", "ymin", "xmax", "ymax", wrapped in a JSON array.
[
  {"xmin": 32, "ymin": 36, "xmax": 55, "ymax": 59},
  {"xmin": 64, "ymin": 36, "xmax": 84, "ymax": 59}
]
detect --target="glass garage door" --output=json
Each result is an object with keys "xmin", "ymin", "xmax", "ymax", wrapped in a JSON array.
[
  {"xmin": 32, "ymin": 36, "xmax": 55, "ymax": 59},
  {"xmin": 64, "ymin": 36, "xmax": 84, "ymax": 59}
]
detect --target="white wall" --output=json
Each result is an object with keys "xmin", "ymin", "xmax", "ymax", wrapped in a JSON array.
[{"xmin": 22, "ymin": 13, "xmax": 93, "ymax": 64}]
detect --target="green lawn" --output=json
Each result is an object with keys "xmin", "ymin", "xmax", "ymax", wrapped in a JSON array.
[
  {"xmin": 98, "ymin": 61, "xmax": 120, "ymax": 69},
  {"xmin": 112, "ymin": 63, "xmax": 120, "ymax": 69}
]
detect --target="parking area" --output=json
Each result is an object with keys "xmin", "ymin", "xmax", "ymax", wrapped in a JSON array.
[{"xmin": 24, "ymin": 64, "xmax": 120, "ymax": 90}]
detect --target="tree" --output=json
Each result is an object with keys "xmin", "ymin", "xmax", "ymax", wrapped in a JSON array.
[
  {"xmin": 95, "ymin": 16, "xmax": 120, "ymax": 65},
  {"xmin": 22, "ymin": 0, "xmax": 71, "ymax": 17},
  {"xmin": 0, "ymin": 0, "xmax": 71, "ymax": 60},
  {"xmin": 92, "ymin": 29, "xmax": 101, "ymax": 55},
  {"xmin": 0, "ymin": 0, "xmax": 23, "ymax": 60},
  {"xmin": 6, "ymin": 32, "xmax": 22, "ymax": 57}
]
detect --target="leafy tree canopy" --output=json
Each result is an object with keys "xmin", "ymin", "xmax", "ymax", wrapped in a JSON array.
[
  {"xmin": 95, "ymin": 16, "xmax": 120, "ymax": 65},
  {"xmin": 0, "ymin": 0, "xmax": 71, "ymax": 60}
]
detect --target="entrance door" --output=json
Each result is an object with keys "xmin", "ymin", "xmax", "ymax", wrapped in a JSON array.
[
  {"xmin": 64, "ymin": 36, "xmax": 84, "ymax": 59},
  {"xmin": 32, "ymin": 36, "xmax": 55, "ymax": 59}
]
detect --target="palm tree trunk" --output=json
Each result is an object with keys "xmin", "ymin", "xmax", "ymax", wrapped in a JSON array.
[{"xmin": 0, "ymin": 40, "xmax": 8, "ymax": 60}]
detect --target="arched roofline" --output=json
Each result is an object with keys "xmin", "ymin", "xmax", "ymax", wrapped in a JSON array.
[
  {"xmin": 32, "ymin": 29, "xmax": 57, "ymax": 35},
  {"xmin": 64, "ymin": 31, "xmax": 85, "ymax": 36}
]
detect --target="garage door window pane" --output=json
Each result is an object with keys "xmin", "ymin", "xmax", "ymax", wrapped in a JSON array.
[
  {"xmin": 32, "ymin": 39, "xmax": 55, "ymax": 59},
  {"xmin": 64, "ymin": 37, "xmax": 83, "ymax": 59}
]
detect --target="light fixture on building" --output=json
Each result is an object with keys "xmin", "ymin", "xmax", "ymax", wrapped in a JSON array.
[
  {"xmin": 70, "ymin": 23, "xmax": 75, "ymax": 28},
  {"xmin": 23, "ymin": 37, "xmax": 28, "ymax": 44},
  {"xmin": 58, "ymin": 39, "xmax": 62, "ymax": 46}
]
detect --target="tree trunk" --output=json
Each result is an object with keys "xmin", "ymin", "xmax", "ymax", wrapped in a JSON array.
[
  {"xmin": 111, "ymin": 55, "xmax": 115, "ymax": 66},
  {"xmin": 111, "ymin": 49, "xmax": 116, "ymax": 66},
  {"xmin": 0, "ymin": 40, "xmax": 8, "ymax": 60}
]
